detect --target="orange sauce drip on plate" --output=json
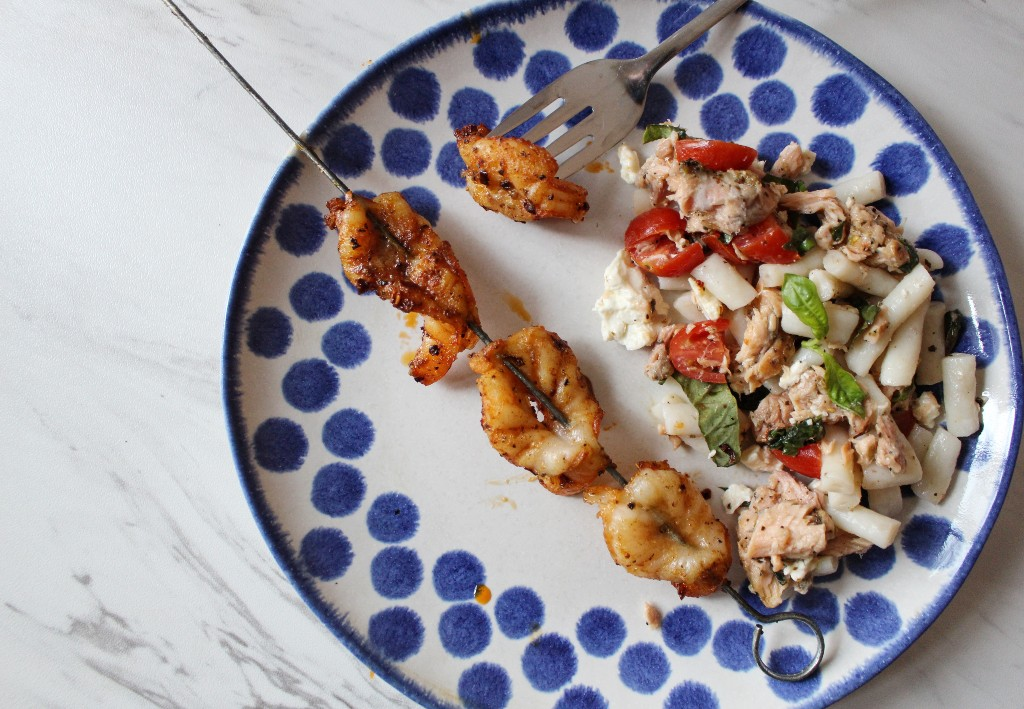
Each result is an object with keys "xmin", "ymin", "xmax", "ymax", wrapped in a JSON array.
[{"xmin": 474, "ymin": 583, "xmax": 492, "ymax": 604}]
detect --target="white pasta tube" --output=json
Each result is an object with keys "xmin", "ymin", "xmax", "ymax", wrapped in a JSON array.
[
  {"xmin": 808, "ymin": 268, "xmax": 855, "ymax": 301},
  {"xmin": 861, "ymin": 429, "xmax": 923, "ymax": 489},
  {"xmin": 758, "ymin": 249, "xmax": 825, "ymax": 289},
  {"xmin": 652, "ymin": 392, "xmax": 703, "ymax": 439},
  {"xmin": 688, "ymin": 277, "xmax": 724, "ymax": 319},
  {"xmin": 830, "ymin": 170, "xmax": 886, "ymax": 205},
  {"xmin": 846, "ymin": 264, "xmax": 935, "ymax": 376},
  {"xmin": 656, "ymin": 275, "xmax": 692, "ymax": 291},
  {"xmin": 866, "ymin": 486, "xmax": 903, "ymax": 518},
  {"xmin": 879, "ymin": 300, "xmax": 930, "ymax": 386},
  {"xmin": 915, "ymin": 302, "xmax": 947, "ymax": 385},
  {"xmin": 942, "ymin": 354, "xmax": 980, "ymax": 436},
  {"xmin": 781, "ymin": 302, "xmax": 860, "ymax": 346},
  {"xmin": 690, "ymin": 254, "xmax": 757, "ymax": 310},
  {"xmin": 906, "ymin": 424, "xmax": 934, "ymax": 461},
  {"xmin": 825, "ymin": 502, "xmax": 901, "ymax": 549},
  {"xmin": 917, "ymin": 248, "xmax": 944, "ymax": 272},
  {"xmin": 817, "ymin": 426, "xmax": 858, "ymax": 495},
  {"xmin": 822, "ymin": 249, "xmax": 900, "ymax": 297},
  {"xmin": 671, "ymin": 292, "xmax": 703, "ymax": 322},
  {"xmin": 856, "ymin": 374, "xmax": 890, "ymax": 415},
  {"xmin": 912, "ymin": 426, "xmax": 962, "ymax": 503}
]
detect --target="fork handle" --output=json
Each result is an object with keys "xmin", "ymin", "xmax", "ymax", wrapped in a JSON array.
[{"xmin": 630, "ymin": 0, "xmax": 748, "ymax": 84}]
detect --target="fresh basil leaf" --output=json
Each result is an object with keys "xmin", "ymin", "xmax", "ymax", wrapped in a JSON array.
[
  {"xmin": 763, "ymin": 174, "xmax": 807, "ymax": 193},
  {"xmin": 642, "ymin": 124, "xmax": 688, "ymax": 143},
  {"xmin": 672, "ymin": 373, "xmax": 741, "ymax": 467},
  {"xmin": 944, "ymin": 308, "xmax": 965, "ymax": 354},
  {"xmin": 898, "ymin": 237, "xmax": 920, "ymax": 274},
  {"xmin": 782, "ymin": 274, "xmax": 829, "ymax": 341},
  {"xmin": 767, "ymin": 417, "xmax": 825, "ymax": 456},
  {"xmin": 785, "ymin": 223, "xmax": 817, "ymax": 255},
  {"xmin": 805, "ymin": 342, "xmax": 866, "ymax": 417},
  {"xmin": 858, "ymin": 302, "xmax": 880, "ymax": 324},
  {"xmin": 830, "ymin": 221, "xmax": 846, "ymax": 244}
]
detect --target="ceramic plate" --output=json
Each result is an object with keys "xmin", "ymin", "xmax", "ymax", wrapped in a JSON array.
[{"xmin": 223, "ymin": 1, "xmax": 1021, "ymax": 706}]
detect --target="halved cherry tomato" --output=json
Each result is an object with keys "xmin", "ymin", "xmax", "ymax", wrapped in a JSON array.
[
  {"xmin": 669, "ymin": 319, "xmax": 730, "ymax": 384},
  {"xmin": 732, "ymin": 214, "xmax": 801, "ymax": 264},
  {"xmin": 702, "ymin": 233, "xmax": 746, "ymax": 266},
  {"xmin": 675, "ymin": 138, "xmax": 758, "ymax": 172},
  {"xmin": 770, "ymin": 443, "xmax": 822, "ymax": 478},
  {"xmin": 625, "ymin": 207, "xmax": 706, "ymax": 277}
]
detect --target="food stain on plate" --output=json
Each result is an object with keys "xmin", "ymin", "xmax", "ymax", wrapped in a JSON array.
[{"xmin": 502, "ymin": 292, "xmax": 532, "ymax": 322}]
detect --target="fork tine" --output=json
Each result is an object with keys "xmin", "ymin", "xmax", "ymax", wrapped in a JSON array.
[
  {"xmin": 556, "ymin": 127, "xmax": 624, "ymax": 178},
  {"xmin": 489, "ymin": 87, "xmax": 564, "ymax": 137},
  {"xmin": 544, "ymin": 112, "xmax": 598, "ymax": 158},
  {"xmin": 521, "ymin": 100, "xmax": 590, "ymax": 144}
]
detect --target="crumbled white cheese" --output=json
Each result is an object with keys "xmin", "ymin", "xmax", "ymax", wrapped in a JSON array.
[
  {"xmin": 594, "ymin": 249, "xmax": 669, "ymax": 350},
  {"xmin": 722, "ymin": 483, "xmax": 753, "ymax": 514},
  {"xmin": 651, "ymin": 388, "xmax": 701, "ymax": 439},
  {"xmin": 617, "ymin": 144, "xmax": 641, "ymax": 186},
  {"xmin": 912, "ymin": 390, "xmax": 942, "ymax": 428},
  {"xmin": 688, "ymin": 277, "xmax": 723, "ymax": 320}
]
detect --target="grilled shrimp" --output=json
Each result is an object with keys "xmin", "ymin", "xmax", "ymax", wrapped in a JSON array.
[
  {"xmin": 584, "ymin": 461, "xmax": 732, "ymax": 598},
  {"xmin": 468, "ymin": 326, "xmax": 609, "ymax": 495},
  {"xmin": 326, "ymin": 192, "xmax": 479, "ymax": 385},
  {"xmin": 455, "ymin": 124, "xmax": 589, "ymax": 223}
]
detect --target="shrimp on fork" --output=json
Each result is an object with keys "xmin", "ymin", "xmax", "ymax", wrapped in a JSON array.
[
  {"xmin": 469, "ymin": 326, "xmax": 610, "ymax": 495},
  {"xmin": 326, "ymin": 192, "xmax": 479, "ymax": 385}
]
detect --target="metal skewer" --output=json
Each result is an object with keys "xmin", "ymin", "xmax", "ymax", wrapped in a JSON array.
[{"xmin": 164, "ymin": 0, "xmax": 823, "ymax": 682}]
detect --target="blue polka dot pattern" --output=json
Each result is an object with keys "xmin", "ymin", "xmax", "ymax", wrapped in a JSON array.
[
  {"xmin": 875, "ymin": 199, "xmax": 902, "ymax": 226},
  {"xmin": 448, "ymin": 87, "xmax": 499, "ymax": 131},
  {"xmin": 388, "ymin": 67, "xmax": 441, "ymax": 123},
  {"xmin": 565, "ymin": 1, "xmax": 618, "ymax": 52},
  {"xmin": 661, "ymin": 605, "xmax": 711, "ymax": 656},
  {"xmin": 300, "ymin": 527, "xmax": 353, "ymax": 581},
  {"xmin": 712, "ymin": 619, "xmax": 756, "ymax": 671},
  {"xmin": 371, "ymin": 547, "xmax": 423, "ymax": 600},
  {"xmin": 368, "ymin": 606, "xmax": 424, "ymax": 662},
  {"xmin": 901, "ymin": 514, "xmax": 963, "ymax": 570},
  {"xmin": 525, "ymin": 50, "xmax": 572, "ymax": 95},
  {"xmin": 400, "ymin": 186, "xmax": 441, "ymax": 226},
  {"xmin": 637, "ymin": 83, "xmax": 677, "ymax": 128},
  {"xmin": 322, "ymin": 408, "xmax": 374, "ymax": 459},
  {"xmin": 674, "ymin": 53, "xmax": 723, "ymax": 99},
  {"xmin": 555, "ymin": 685, "xmax": 608, "ymax": 709},
  {"xmin": 665, "ymin": 681, "xmax": 719, "ymax": 709},
  {"xmin": 700, "ymin": 94, "xmax": 749, "ymax": 141},
  {"xmin": 474, "ymin": 29, "xmax": 525, "ymax": 81},
  {"xmin": 766, "ymin": 647, "xmax": 821, "ymax": 700},
  {"xmin": 436, "ymin": 141, "xmax": 467, "ymax": 187},
  {"xmin": 311, "ymin": 462, "xmax": 365, "ymax": 517},
  {"xmin": 916, "ymin": 223, "xmax": 973, "ymax": 275},
  {"xmin": 757, "ymin": 131, "xmax": 799, "ymax": 163},
  {"xmin": 846, "ymin": 544, "xmax": 896, "ymax": 580},
  {"xmin": 750, "ymin": 80, "xmax": 796, "ymax": 125},
  {"xmin": 439, "ymin": 603, "xmax": 492, "ymax": 658},
  {"xmin": 253, "ymin": 417, "xmax": 307, "ymax": 472},
  {"xmin": 956, "ymin": 317, "xmax": 999, "ymax": 367},
  {"xmin": 845, "ymin": 592, "xmax": 902, "ymax": 646},
  {"xmin": 323, "ymin": 124, "xmax": 374, "ymax": 178},
  {"xmin": 812, "ymin": 74, "xmax": 868, "ymax": 127},
  {"xmin": 657, "ymin": 3, "xmax": 707, "ymax": 55},
  {"xmin": 606, "ymin": 41, "xmax": 644, "ymax": 60},
  {"xmin": 246, "ymin": 307, "xmax": 292, "ymax": 359},
  {"xmin": 282, "ymin": 359, "xmax": 338, "ymax": 412},
  {"xmin": 321, "ymin": 321, "xmax": 371, "ymax": 369},
  {"xmin": 458, "ymin": 663, "xmax": 511, "ymax": 709},
  {"xmin": 433, "ymin": 550, "xmax": 485, "ymax": 602},
  {"xmin": 290, "ymin": 273, "xmax": 343, "ymax": 322},
  {"xmin": 732, "ymin": 27, "xmax": 786, "ymax": 79},
  {"xmin": 275, "ymin": 204, "xmax": 326, "ymax": 256},
  {"xmin": 522, "ymin": 633, "xmax": 577, "ymax": 692},
  {"xmin": 809, "ymin": 133, "xmax": 855, "ymax": 179},
  {"xmin": 575, "ymin": 606, "xmax": 625, "ymax": 657},
  {"xmin": 618, "ymin": 643, "xmax": 669, "ymax": 694},
  {"xmin": 495, "ymin": 586, "xmax": 545, "ymax": 639},
  {"xmin": 873, "ymin": 142, "xmax": 930, "ymax": 196},
  {"xmin": 791, "ymin": 587, "xmax": 840, "ymax": 635},
  {"xmin": 381, "ymin": 128, "xmax": 432, "ymax": 178},
  {"xmin": 366, "ymin": 493, "xmax": 419, "ymax": 543}
]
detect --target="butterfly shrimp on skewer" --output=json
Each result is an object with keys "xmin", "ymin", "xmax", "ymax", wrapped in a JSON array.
[
  {"xmin": 468, "ymin": 326, "xmax": 610, "ymax": 495},
  {"xmin": 455, "ymin": 124, "xmax": 589, "ymax": 223},
  {"xmin": 584, "ymin": 461, "xmax": 732, "ymax": 598},
  {"xmin": 325, "ymin": 192, "xmax": 479, "ymax": 385}
]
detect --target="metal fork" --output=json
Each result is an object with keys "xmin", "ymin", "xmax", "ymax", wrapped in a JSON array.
[{"xmin": 490, "ymin": 0, "xmax": 748, "ymax": 178}]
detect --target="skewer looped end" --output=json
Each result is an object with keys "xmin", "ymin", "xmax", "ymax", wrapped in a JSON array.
[{"xmin": 721, "ymin": 580, "xmax": 825, "ymax": 682}]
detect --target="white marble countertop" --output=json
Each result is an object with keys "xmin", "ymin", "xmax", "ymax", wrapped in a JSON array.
[{"xmin": 3, "ymin": 0, "xmax": 1022, "ymax": 706}]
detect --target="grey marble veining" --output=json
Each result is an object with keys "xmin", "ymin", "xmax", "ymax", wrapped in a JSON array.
[{"xmin": 2, "ymin": 0, "xmax": 1023, "ymax": 706}]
